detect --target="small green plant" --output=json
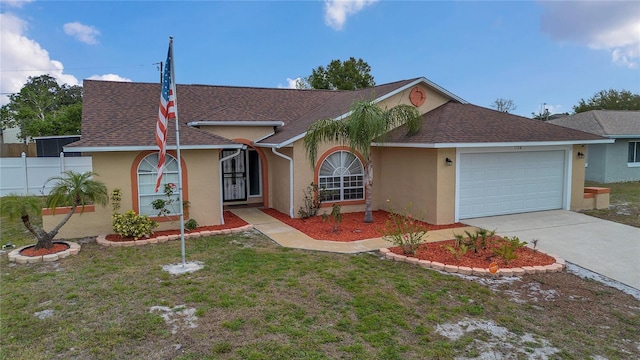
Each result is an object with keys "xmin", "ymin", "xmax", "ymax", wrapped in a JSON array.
[
  {"xmin": 382, "ymin": 201, "xmax": 427, "ymax": 255},
  {"xmin": 321, "ymin": 203, "xmax": 343, "ymax": 233},
  {"xmin": 453, "ymin": 233, "xmax": 464, "ymax": 247},
  {"xmin": 185, "ymin": 218, "xmax": 199, "ymax": 232},
  {"xmin": 493, "ymin": 243, "xmax": 517, "ymax": 264},
  {"xmin": 476, "ymin": 228, "xmax": 496, "ymax": 250},
  {"xmin": 504, "ymin": 235, "xmax": 527, "ymax": 249},
  {"xmin": 492, "ymin": 236, "xmax": 527, "ymax": 264},
  {"xmin": 462, "ymin": 230, "xmax": 480, "ymax": 253},
  {"xmin": 151, "ymin": 183, "xmax": 190, "ymax": 219},
  {"xmin": 112, "ymin": 210, "xmax": 158, "ymax": 240},
  {"xmin": 445, "ymin": 244, "xmax": 468, "ymax": 260},
  {"xmin": 110, "ymin": 188, "xmax": 122, "ymax": 213},
  {"xmin": 298, "ymin": 182, "xmax": 326, "ymax": 219}
]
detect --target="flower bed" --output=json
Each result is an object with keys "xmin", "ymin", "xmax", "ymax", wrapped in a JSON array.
[
  {"xmin": 8, "ymin": 241, "xmax": 81, "ymax": 264},
  {"xmin": 105, "ymin": 211, "xmax": 248, "ymax": 242},
  {"xmin": 260, "ymin": 208, "xmax": 466, "ymax": 242},
  {"xmin": 98, "ymin": 211, "xmax": 252, "ymax": 247}
]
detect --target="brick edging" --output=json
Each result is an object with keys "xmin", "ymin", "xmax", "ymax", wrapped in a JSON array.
[
  {"xmin": 379, "ymin": 248, "xmax": 565, "ymax": 276},
  {"xmin": 8, "ymin": 241, "xmax": 81, "ymax": 264},
  {"xmin": 96, "ymin": 224, "xmax": 255, "ymax": 247}
]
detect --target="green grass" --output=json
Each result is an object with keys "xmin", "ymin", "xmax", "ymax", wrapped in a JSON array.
[
  {"xmin": 1, "ymin": 209, "xmax": 639, "ymax": 359},
  {"xmin": 583, "ymin": 181, "xmax": 640, "ymax": 227}
]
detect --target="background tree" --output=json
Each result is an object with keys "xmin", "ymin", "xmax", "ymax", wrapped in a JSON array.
[
  {"xmin": 1, "ymin": 171, "xmax": 108, "ymax": 250},
  {"xmin": 0, "ymin": 74, "xmax": 82, "ymax": 141},
  {"xmin": 298, "ymin": 57, "xmax": 375, "ymax": 90},
  {"xmin": 573, "ymin": 89, "xmax": 640, "ymax": 113},
  {"xmin": 490, "ymin": 98, "xmax": 516, "ymax": 113},
  {"xmin": 304, "ymin": 100, "xmax": 421, "ymax": 223},
  {"xmin": 531, "ymin": 108, "xmax": 550, "ymax": 121}
]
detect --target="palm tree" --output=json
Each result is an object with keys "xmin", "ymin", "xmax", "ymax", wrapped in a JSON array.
[
  {"xmin": 1, "ymin": 171, "xmax": 108, "ymax": 249},
  {"xmin": 303, "ymin": 100, "xmax": 422, "ymax": 223}
]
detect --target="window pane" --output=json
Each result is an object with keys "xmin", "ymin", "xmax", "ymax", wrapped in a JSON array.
[
  {"xmin": 635, "ymin": 142, "xmax": 640, "ymax": 163},
  {"xmin": 318, "ymin": 151, "xmax": 364, "ymax": 202},
  {"xmin": 630, "ymin": 142, "xmax": 637, "ymax": 163},
  {"xmin": 138, "ymin": 153, "xmax": 180, "ymax": 216}
]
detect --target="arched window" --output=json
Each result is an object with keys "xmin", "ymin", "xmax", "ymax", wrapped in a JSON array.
[
  {"xmin": 137, "ymin": 153, "xmax": 179, "ymax": 216},
  {"xmin": 318, "ymin": 151, "xmax": 364, "ymax": 201}
]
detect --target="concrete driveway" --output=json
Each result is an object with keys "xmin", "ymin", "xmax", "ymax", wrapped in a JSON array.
[{"xmin": 463, "ymin": 210, "xmax": 640, "ymax": 290}]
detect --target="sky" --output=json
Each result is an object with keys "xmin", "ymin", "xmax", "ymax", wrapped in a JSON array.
[{"xmin": 1, "ymin": 0, "xmax": 639, "ymax": 118}]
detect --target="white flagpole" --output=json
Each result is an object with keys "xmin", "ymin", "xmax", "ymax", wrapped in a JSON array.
[{"xmin": 168, "ymin": 36, "xmax": 187, "ymax": 267}]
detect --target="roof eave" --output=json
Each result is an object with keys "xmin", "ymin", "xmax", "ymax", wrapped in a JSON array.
[
  {"xmin": 372, "ymin": 139, "xmax": 614, "ymax": 148},
  {"xmin": 64, "ymin": 144, "xmax": 245, "ymax": 152},
  {"xmin": 607, "ymin": 135, "xmax": 640, "ymax": 139},
  {"xmin": 187, "ymin": 121, "xmax": 285, "ymax": 127}
]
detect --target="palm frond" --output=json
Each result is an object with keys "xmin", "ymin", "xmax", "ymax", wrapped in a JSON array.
[
  {"xmin": 0, "ymin": 194, "xmax": 43, "ymax": 220},
  {"xmin": 303, "ymin": 117, "xmax": 349, "ymax": 166},
  {"xmin": 45, "ymin": 170, "xmax": 108, "ymax": 213},
  {"xmin": 385, "ymin": 104, "xmax": 422, "ymax": 136}
]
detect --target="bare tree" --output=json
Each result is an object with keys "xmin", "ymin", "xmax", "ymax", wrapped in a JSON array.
[{"xmin": 490, "ymin": 98, "xmax": 516, "ymax": 113}]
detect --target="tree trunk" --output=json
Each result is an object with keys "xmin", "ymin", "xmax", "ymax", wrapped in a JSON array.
[
  {"xmin": 22, "ymin": 215, "xmax": 54, "ymax": 250},
  {"xmin": 47, "ymin": 205, "xmax": 78, "ymax": 241},
  {"xmin": 363, "ymin": 158, "xmax": 374, "ymax": 223},
  {"xmin": 34, "ymin": 230, "xmax": 54, "ymax": 250}
]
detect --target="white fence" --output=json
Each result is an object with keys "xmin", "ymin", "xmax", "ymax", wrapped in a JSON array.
[{"xmin": 0, "ymin": 153, "xmax": 93, "ymax": 197}]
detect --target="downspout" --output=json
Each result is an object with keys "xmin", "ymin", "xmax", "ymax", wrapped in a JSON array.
[
  {"xmin": 271, "ymin": 147, "xmax": 294, "ymax": 218},
  {"xmin": 218, "ymin": 148, "xmax": 243, "ymax": 224}
]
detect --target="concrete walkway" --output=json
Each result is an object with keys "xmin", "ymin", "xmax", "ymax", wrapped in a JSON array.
[
  {"xmin": 463, "ymin": 210, "xmax": 640, "ymax": 290},
  {"xmin": 231, "ymin": 208, "xmax": 478, "ymax": 254}
]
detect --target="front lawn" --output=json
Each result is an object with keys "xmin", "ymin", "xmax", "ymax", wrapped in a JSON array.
[
  {"xmin": 583, "ymin": 181, "xmax": 640, "ymax": 227},
  {"xmin": 1, "ymin": 226, "xmax": 639, "ymax": 359}
]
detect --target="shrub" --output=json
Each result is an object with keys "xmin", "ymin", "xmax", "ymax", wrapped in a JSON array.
[
  {"xmin": 383, "ymin": 201, "xmax": 427, "ymax": 255},
  {"xmin": 321, "ymin": 203, "xmax": 343, "ymax": 233},
  {"xmin": 112, "ymin": 210, "xmax": 158, "ymax": 240},
  {"xmin": 185, "ymin": 218, "xmax": 199, "ymax": 232},
  {"xmin": 298, "ymin": 182, "xmax": 326, "ymax": 219}
]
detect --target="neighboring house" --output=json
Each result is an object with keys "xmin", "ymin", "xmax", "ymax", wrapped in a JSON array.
[
  {"xmin": 549, "ymin": 110, "xmax": 640, "ymax": 183},
  {"xmin": 47, "ymin": 77, "xmax": 610, "ymax": 238}
]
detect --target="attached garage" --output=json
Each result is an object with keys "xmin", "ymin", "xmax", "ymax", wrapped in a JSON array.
[{"xmin": 458, "ymin": 150, "xmax": 567, "ymax": 219}]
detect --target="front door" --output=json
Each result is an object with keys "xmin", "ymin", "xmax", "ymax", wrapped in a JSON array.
[{"xmin": 222, "ymin": 150, "xmax": 247, "ymax": 202}]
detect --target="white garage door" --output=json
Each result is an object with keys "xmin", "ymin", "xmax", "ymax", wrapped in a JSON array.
[{"xmin": 459, "ymin": 151, "xmax": 565, "ymax": 219}]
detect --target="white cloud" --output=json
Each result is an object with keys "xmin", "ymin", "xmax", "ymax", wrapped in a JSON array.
[
  {"xmin": 0, "ymin": 12, "xmax": 79, "ymax": 105},
  {"xmin": 87, "ymin": 74, "xmax": 132, "ymax": 82},
  {"xmin": 277, "ymin": 77, "xmax": 303, "ymax": 89},
  {"xmin": 539, "ymin": 1, "xmax": 640, "ymax": 69},
  {"xmin": 63, "ymin": 21, "xmax": 100, "ymax": 44},
  {"xmin": 0, "ymin": 0, "xmax": 34, "ymax": 8},
  {"xmin": 324, "ymin": 0, "xmax": 377, "ymax": 30}
]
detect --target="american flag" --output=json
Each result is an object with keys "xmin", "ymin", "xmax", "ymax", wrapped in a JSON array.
[{"xmin": 155, "ymin": 40, "xmax": 176, "ymax": 192}]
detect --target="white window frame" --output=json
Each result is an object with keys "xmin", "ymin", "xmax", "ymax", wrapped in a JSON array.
[
  {"xmin": 628, "ymin": 141, "xmax": 640, "ymax": 167},
  {"xmin": 247, "ymin": 149, "xmax": 262, "ymax": 197},
  {"xmin": 318, "ymin": 150, "xmax": 364, "ymax": 202},
  {"xmin": 137, "ymin": 153, "xmax": 180, "ymax": 216}
]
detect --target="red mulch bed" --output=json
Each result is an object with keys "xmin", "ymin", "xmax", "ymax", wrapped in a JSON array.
[
  {"xmin": 389, "ymin": 238, "xmax": 556, "ymax": 268},
  {"xmin": 105, "ymin": 211, "xmax": 248, "ymax": 242},
  {"xmin": 20, "ymin": 242, "xmax": 70, "ymax": 257},
  {"xmin": 260, "ymin": 208, "xmax": 466, "ymax": 242}
]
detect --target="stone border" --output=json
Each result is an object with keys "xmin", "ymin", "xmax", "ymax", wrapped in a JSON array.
[
  {"xmin": 8, "ymin": 241, "xmax": 81, "ymax": 264},
  {"xmin": 96, "ymin": 224, "xmax": 254, "ymax": 247},
  {"xmin": 379, "ymin": 248, "xmax": 565, "ymax": 276}
]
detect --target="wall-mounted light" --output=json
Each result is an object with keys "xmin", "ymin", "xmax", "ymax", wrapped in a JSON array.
[
  {"xmin": 445, "ymin": 157, "xmax": 453, "ymax": 166},
  {"xmin": 577, "ymin": 152, "xmax": 585, "ymax": 159}
]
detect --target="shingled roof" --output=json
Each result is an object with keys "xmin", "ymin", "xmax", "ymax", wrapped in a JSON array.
[
  {"xmin": 548, "ymin": 110, "xmax": 640, "ymax": 137},
  {"xmin": 68, "ymin": 78, "xmax": 423, "ymax": 151},
  {"xmin": 380, "ymin": 102, "xmax": 608, "ymax": 146}
]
